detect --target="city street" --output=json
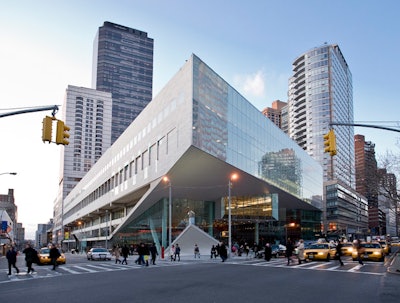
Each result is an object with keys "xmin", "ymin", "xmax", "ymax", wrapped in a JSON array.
[{"xmin": 1, "ymin": 252, "xmax": 399, "ymax": 302}]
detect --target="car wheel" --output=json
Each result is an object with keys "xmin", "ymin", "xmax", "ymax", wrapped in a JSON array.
[{"xmin": 326, "ymin": 255, "xmax": 330, "ymax": 261}]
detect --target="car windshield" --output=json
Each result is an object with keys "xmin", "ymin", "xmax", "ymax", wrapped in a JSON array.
[
  {"xmin": 40, "ymin": 249, "xmax": 50, "ymax": 254},
  {"xmin": 308, "ymin": 244, "xmax": 329, "ymax": 249},
  {"xmin": 93, "ymin": 248, "xmax": 107, "ymax": 252},
  {"xmin": 362, "ymin": 243, "xmax": 380, "ymax": 248}
]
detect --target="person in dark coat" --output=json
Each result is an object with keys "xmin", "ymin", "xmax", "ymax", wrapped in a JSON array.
[
  {"xmin": 210, "ymin": 245, "xmax": 217, "ymax": 259},
  {"xmin": 136, "ymin": 242, "xmax": 146, "ymax": 265},
  {"xmin": 219, "ymin": 242, "xmax": 228, "ymax": 262},
  {"xmin": 264, "ymin": 243, "xmax": 272, "ymax": 261},
  {"xmin": 23, "ymin": 243, "xmax": 37, "ymax": 274},
  {"xmin": 121, "ymin": 245, "xmax": 129, "ymax": 265},
  {"xmin": 149, "ymin": 243, "xmax": 158, "ymax": 265},
  {"xmin": 174, "ymin": 243, "xmax": 181, "ymax": 261},
  {"xmin": 286, "ymin": 238, "xmax": 294, "ymax": 265},
  {"xmin": 143, "ymin": 243, "xmax": 150, "ymax": 266},
  {"xmin": 49, "ymin": 243, "xmax": 61, "ymax": 270},
  {"xmin": 6, "ymin": 245, "xmax": 20, "ymax": 275},
  {"xmin": 336, "ymin": 239, "xmax": 344, "ymax": 266}
]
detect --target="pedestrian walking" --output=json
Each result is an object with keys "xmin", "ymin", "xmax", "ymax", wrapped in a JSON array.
[
  {"xmin": 219, "ymin": 242, "xmax": 228, "ymax": 262},
  {"xmin": 336, "ymin": 239, "xmax": 344, "ymax": 266},
  {"xmin": 264, "ymin": 243, "xmax": 272, "ymax": 261},
  {"xmin": 143, "ymin": 243, "xmax": 150, "ymax": 266},
  {"xmin": 6, "ymin": 245, "xmax": 20, "ymax": 275},
  {"xmin": 174, "ymin": 244, "xmax": 181, "ymax": 261},
  {"xmin": 215, "ymin": 243, "xmax": 220, "ymax": 258},
  {"xmin": 113, "ymin": 245, "xmax": 121, "ymax": 264},
  {"xmin": 286, "ymin": 238, "xmax": 294, "ymax": 265},
  {"xmin": 49, "ymin": 243, "xmax": 61, "ymax": 270},
  {"xmin": 23, "ymin": 243, "xmax": 37, "ymax": 274},
  {"xmin": 149, "ymin": 243, "xmax": 158, "ymax": 265},
  {"xmin": 355, "ymin": 239, "xmax": 364, "ymax": 265},
  {"xmin": 169, "ymin": 244, "xmax": 176, "ymax": 261},
  {"xmin": 210, "ymin": 245, "xmax": 217, "ymax": 259},
  {"xmin": 194, "ymin": 244, "xmax": 200, "ymax": 258},
  {"xmin": 121, "ymin": 244, "xmax": 129, "ymax": 265},
  {"xmin": 135, "ymin": 242, "xmax": 146, "ymax": 265},
  {"xmin": 297, "ymin": 239, "xmax": 305, "ymax": 264}
]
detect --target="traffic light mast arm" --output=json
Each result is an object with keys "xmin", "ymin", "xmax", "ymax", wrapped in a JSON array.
[
  {"xmin": 0, "ymin": 105, "xmax": 59, "ymax": 118},
  {"xmin": 330, "ymin": 122, "xmax": 400, "ymax": 133}
]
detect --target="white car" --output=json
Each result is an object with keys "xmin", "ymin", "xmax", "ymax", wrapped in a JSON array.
[{"xmin": 87, "ymin": 248, "xmax": 112, "ymax": 261}]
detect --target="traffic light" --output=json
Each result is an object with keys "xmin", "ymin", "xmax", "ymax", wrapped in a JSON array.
[
  {"xmin": 323, "ymin": 129, "xmax": 337, "ymax": 156},
  {"xmin": 55, "ymin": 120, "xmax": 70, "ymax": 145},
  {"xmin": 42, "ymin": 116, "xmax": 53, "ymax": 143}
]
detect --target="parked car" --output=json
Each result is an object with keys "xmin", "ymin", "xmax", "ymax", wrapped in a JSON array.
[
  {"xmin": 87, "ymin": 247, "xmax": 112, "ymax": 261},
  {"xmin": 304, "ymin": 242, "xmax": 336, "ymax": 261},
  {"xmin": 352, "ymin": 242, "xmax": 384, "ymax": 262},
  {"xmin": 256, "ymin": 244, "xmax": 285, "ymax": 259},
  {"xmin": 37, "ymin": 247, "xmax": 66, "ymax": 265}
]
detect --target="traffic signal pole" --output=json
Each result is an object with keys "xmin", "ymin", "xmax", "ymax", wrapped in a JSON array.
[
  {"xmin": 0, "ymin": 105, "xmax": 59, "ymax": 118},
  {"xmin": 330, "ymin": 122, "xmax": 400, "ymax": 133},
  {"xmin": 0, "ymin": 105, "xmax": 70, "ymax": 145}
]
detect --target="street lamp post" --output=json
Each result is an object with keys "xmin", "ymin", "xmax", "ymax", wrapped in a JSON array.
[
  {"xmin": 163, "ymin": 176, "xmax": 172, "ymax": 249},
  {"xmin": 78, "ymin": 221, "xmax": 82, "ymax": 253},
  {"xmin": 228, "ymin": 173, "xmax": 238, "ymax": 258},
  {"xmin": 285, "ymin": 222, "xmax": 296, "ymax": 243},
  {"xmin": 105, "ymin": 210, "xmax": 109, "ymax": 250}
]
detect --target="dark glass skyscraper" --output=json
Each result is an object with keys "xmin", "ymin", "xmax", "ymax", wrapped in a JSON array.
[{"xmin": 92, "ymin": 21, "xmax": 154, "ymax": 144}]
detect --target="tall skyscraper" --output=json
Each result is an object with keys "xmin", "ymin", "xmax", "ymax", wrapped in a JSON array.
[
  {"xmin": 92, "ymin": 21, "xmax": 154, "ymax": 144},
  {"xmin": 288, "ymin": 44, "xmax": 354, "ymax": 188}
]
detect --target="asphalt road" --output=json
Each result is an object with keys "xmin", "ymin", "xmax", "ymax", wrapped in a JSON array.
[{"xmin": 1, "ymin": 252, "xmax": 399, "ymax": 303}]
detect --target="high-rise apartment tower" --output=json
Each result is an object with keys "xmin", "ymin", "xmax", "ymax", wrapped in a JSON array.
[{"xmin": 288, "ymin": 44, "xmax": 354, "ymax": 187}]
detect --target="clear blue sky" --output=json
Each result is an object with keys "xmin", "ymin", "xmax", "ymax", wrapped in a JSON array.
[{"xmin": 1, "ymin": 0, "xmax": 399, "ymax": 239}]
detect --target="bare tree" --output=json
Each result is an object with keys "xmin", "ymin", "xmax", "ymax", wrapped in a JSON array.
[{"xmin": 377, "ymin": 151, "xmax": 400, "ymax": 237}]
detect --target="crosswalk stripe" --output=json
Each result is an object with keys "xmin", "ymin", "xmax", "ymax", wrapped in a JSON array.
[
  {"xmin": 59, "ymin": 267, "xmax": 80, "ymax": 274},
  {"xmin": 86, "ymin": 264, "xmax": 114, "ymax": 271},
  {"xmin": 72, "ymin": 265, "xmax": 97, "ymax": 273}
]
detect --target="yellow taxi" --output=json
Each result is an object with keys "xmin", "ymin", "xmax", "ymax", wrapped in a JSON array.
[
  {"xmin": 304, "ymin": 242, "xmax": 337, "ymax": 261},
  {"xmin": 340, "ymin": 242, "xmax": 354, "ymax": 256},
  {"xmin": 391, "ymin": 241, "xmax": 400, "ymax": 247},
  {"xmin": 37, "ymin": 247, "xmax": 66, "ymax": 265},
  {"xmin": 352, "ymin": 242, "xmax": 384, "ymax": 262},
  {"xmin": 378, "ymin": 240, "xmax": 390, "ymax": 255}
]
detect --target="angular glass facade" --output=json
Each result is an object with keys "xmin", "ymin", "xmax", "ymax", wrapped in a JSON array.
[
  {"xmin": 64, "ymin": 55, "xmax": 323, "ymax": 252},
  {"xmin": 192, "ymin": 56, "xmax": 322, "ymax": 204}
]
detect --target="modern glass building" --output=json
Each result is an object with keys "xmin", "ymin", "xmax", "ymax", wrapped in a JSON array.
[
  {"xmin": 63, "ymin": 55, "xmax": 323, "ymax": 254},
  {"xmin": 92, "ymin": 21, "xmax": 154, "ymax": 144},
  {"xmin": 288, "ymin": 44, "xmax": 354, "ymax": 188}
]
